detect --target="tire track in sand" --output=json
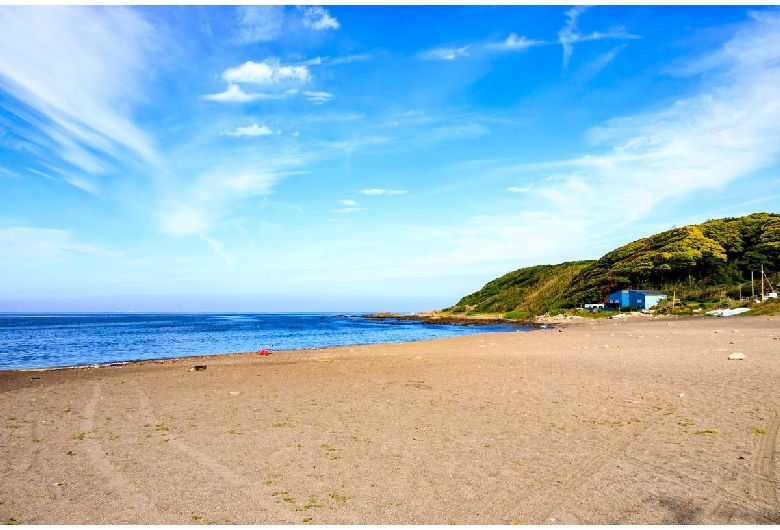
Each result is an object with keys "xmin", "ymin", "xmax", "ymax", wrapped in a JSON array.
[
  {"xmin": 131, "ymin": 384, "xmax": 296, "ymax": 524},
  {"xmin": 80, "ymin": 381, "xmax": 171, "ymax": 524},
  {"xmin": 524, "ymin": 407, "xmax": 667, "ymax": 525},
  {"xmin": 532, "ymin": 380, "xmax": 780, "ymax": 524},
  {"xmin": 747, "ymin": 391, "xmax": 780, "ymax": 511}
]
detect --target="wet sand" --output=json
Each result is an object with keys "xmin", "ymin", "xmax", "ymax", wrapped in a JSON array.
[{"xmin": 1, "ymin": 315, "xmax": 779, "ymax": 524}]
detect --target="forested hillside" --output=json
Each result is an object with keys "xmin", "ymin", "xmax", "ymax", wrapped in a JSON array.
[
  {"xmin": 446, "ymin": 213, "xmax": 780, "ymax": 316},
  {"xmin": 450, "ymin": 261, "xmax": 593, "ymax": 317}
]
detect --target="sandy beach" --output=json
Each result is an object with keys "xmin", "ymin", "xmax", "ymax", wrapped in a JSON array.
[{"xmin": 1, "ymin": 315, "xmax": 779, "ymax": 524}]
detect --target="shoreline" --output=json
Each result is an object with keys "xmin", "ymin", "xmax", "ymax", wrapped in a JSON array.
[
  {"xmin": 0, "ymin": 312, "xmax": 537, "ymax": 373},
  {"xmin": 2, "ymin": 315, "xmax": 779, "ymax": 524},
  {"xmin": 0, "ymin": 313, "xmax": 711, "ymax": 375}
]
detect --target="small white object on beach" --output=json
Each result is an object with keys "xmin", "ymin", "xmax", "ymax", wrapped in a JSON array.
[
  {"xmin": 229, "ymin": 391, "xmax": 240, "ymax": 395},
  {"xmin": 679, "ymin": 393, "xmax": 685, "ymax": 397},
  {"xmin": 728, "ymin": 353, "xmax": 745, "ymax": 360}
]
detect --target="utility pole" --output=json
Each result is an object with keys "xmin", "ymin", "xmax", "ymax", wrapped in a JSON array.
[
  {"xmin": 762, "ymin": 265, "xmax": 766, "ymax": 300},
  {"xmin": 752, "ymin": 270, "xmax": 755, "ymax": 301}
]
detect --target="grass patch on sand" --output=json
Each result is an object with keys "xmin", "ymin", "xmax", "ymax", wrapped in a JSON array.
[{"xmin": 329, "ymin": 492, "xmax": 348, "ymax": 502}]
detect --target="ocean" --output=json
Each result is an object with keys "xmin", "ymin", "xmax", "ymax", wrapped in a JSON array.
[{"xmin": 0, "ymin": 313, "xmax": 532, "ymax": 371}]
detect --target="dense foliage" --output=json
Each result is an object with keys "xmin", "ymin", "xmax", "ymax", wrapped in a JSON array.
[
  {"xmin": 446, "ymin": 261, "xmax": 592, "ymax": 314},
  {"xmin": 448, "ymin": 213, "xmax": 780, "ymax": 316}
]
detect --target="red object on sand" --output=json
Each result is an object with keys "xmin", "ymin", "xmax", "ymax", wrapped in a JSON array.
[{"xmin": 259, "ymin": 349, "xmax": 269, "ymax": 356}]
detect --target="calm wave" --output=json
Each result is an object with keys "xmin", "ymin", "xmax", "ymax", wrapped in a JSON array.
[{"xmin": 0, "ymin": 313, "xmax": 531, "ymax": 371}]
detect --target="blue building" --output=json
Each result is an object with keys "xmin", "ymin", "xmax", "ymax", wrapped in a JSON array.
[{"xmin": 607, "ymin": 289, "xmax": 667, "ymax": 310}]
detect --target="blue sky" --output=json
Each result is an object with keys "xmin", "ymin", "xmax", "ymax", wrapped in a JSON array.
[{"xmin": 1, "ymin": 5, "xmax": 780, "ymax": 312}]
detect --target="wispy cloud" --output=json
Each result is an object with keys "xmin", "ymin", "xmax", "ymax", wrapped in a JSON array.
[
  {"xmin": 359, "ymin": 188, "xmax": 407, "ymax": 196},
  {"xmin": 416, "ymin": 10, "xmax": 780, "ymax": 272},
  {"xmin": 202, "ymin": 84, "xmax": 295, "ymax": 103},
  {"xmin": 419, "ymin": 30, "xmax": 547, "ymax": 62},
  {"xmin": 428, "ymin": 124, "xmax": 488, "ymax": 143},
  {"xmin": 26, "ymin": 167, "xmax": 58, "ymax": 182},
  {"xmin": 670, "ymin": 9, "xmax": 780, "ymax": 77},
  {"xmin": 65, "ymin": 175, "xmax": 99, "ymax": 195},
  {"xmin": 506, "ymin": 185, "xmax": 532, "ymax": 193},
  {"xmin": 338, "ymin": 199, "xmax": 357, "ymax": 206},
  {"xmin": 419, "ymin": 46, "xmax": 469, "ymax": 61},
  {"xmin": 0, "ymin": 6, "xmax": 161, "ymax": 174},
  {"xmin": 304, "ymin": 90, "xmax": 334, "ymax": 103},
  {"xmin": 411, "ymin": 212, "xmax": 590, "ymax": 272},
  {"xmin": 485, "ymin": 33, "xmax": 543, "ymax": 51},
  {"xmin": 222, "ymin": 124, "xmax": 273, "ymax": 137},
  {"xmin": 509, "ymin": 10, "xmax": 780, "ymax": 224},
  {"xmin": 156, "ymin": 147, "xmax": 311, "ymax": 247},
  {"xmin": 0, "ymin": 226, "xmax": 112, "ymax": 262},
  {"xmin": 298, "ymin": 6, "xmax": 339, "ymax": 31},
  {"xmin": 159, "ymin": 168, "xmax": 280, "ymax": 238},
  {"xmin": 558, "ymin": 6, "xmax": 640, "ymax": 68},
  {"xmin": 333, "ymin": 207, "xmax": 367, "ymax": 214},
  {"xmin": 0, "ymin": 167, "xmax": 22, "ymax": 179},
  {"xmin": 236, "ymin": 6, "xmax": 284, "ymax": 44},
  {"xmin": 329, "ymin": 54, "xmax": 371, "ymax": 65}
]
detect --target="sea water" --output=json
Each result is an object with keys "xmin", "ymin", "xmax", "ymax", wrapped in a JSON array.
[{"xmin": 0, "ymin": 313, "xmax": 531, "ymax": 371}]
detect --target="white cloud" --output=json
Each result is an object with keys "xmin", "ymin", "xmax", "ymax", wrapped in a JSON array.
[
  {"xmin": 0, "ymin": 167, "xmax": 21, "ymax": 179},
  {"xmin": 304, "ymin": 90, "xmax": 334, "ymax": 103},
  {"xmin": 0, "ymin": 6, "xmax": 161, "ymax": 174},
  {"xmin": 419, "ymin": 46, "xmax": 469, "ymax": 61},
  {"xmin": 159, "ymin": 203, "xmax": 212, "ymax": 238},
  {"xmin": 570, "ymin": 44, "xmax": 627, "ymax": 85},
  {"xmin": 409, "ymin": 10, "xmax": 780, "ymax": 275},
  {"xmin": 0, "ymin": 226, "xmax": 111, "ymax": 262},
  {"xmin": 338, "ymin": 199, "xmax": 356, "ymax": 206},
  {"xmin": 426, "ymin": 124, "xmax": 489, "ymax": 144},
  {"xmin": 202, "ymin": 84, "xmax": 291, "ymax": 103},
  {"xmin": 156, "ymin": 146, "xmax": 310, "ymax": 244},
  {"xmin": 486, "ymin": 33, "xmax": 541, "ymax": 51},
  {"xmin": 302, "ymin": 54, "xmax": 372, "ymax": 66},
  {"xmin": 200, "ymin": 234, "xmax": 234, "ymax": 266},
  {"xmin": 63, "ymin": 173, "xmax": 99, "ymax": 195},
  {"xmin": 298, "ymin": 6, "xmax": 340, "ymax": 31},
  {"xmin": 223, "ymin": 124, "xmax": 273, "ymax": 137},
  {"xmin": 26, "ymin": 167, "xmax": 58, "ymax": 181},
  {"xmin": 223, "ymin": 60, "xmax": 311, "ymax": 84},
  {"xmin": 358, "ymin": 188, "xmax": 407, "ymax": 196},
  {"xmin": 159, "ymin": 168, "xmax": 279, "ymax": 238},
  {"xmin": 558, "ymin": 6, "xmax": 640, "ymax": 68},
  {"xmin": 236, "ymin": 6, "xmax": 284, "ymax": 43},
  {"xmin": 412, "ymin": 212, "xmax": 590, "ymax": 272},
  {"xmin": 329, "ymin": 54, "xmax": 371, "ymax": 65},
  {"xmin": 510, "ymin": 11, "xmax": 780, "ymax": 225},
  {"xmin": 333, "ymin": 207, "xmax": 367, "ymax": 214}
]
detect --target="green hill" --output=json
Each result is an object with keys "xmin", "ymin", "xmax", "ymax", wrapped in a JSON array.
[{"xmin": 446, "ymin": 213, "xmax": 780, "ymax": 316}]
